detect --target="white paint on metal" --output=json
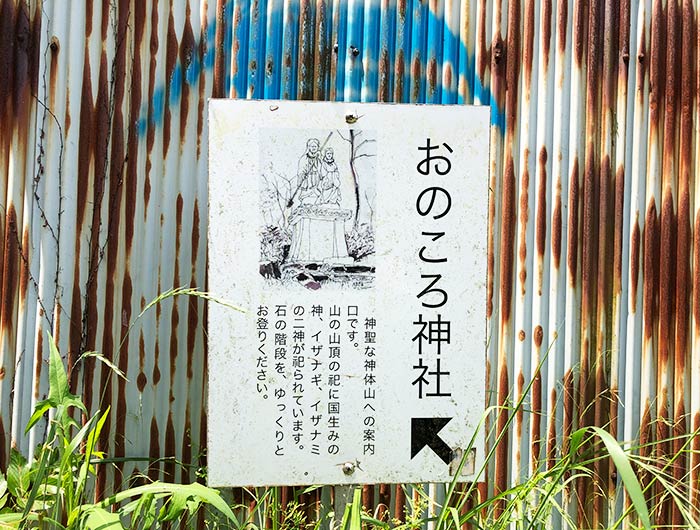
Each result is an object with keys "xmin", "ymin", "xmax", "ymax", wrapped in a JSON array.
[{"xmin": 207, "ymin": 100, "xmax": 488, "ymax": 486}]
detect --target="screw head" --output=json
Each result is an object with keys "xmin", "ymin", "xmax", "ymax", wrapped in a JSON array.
[{"xmin": 341, "ymin": 462, "xmax": 356, "ymax": 475}]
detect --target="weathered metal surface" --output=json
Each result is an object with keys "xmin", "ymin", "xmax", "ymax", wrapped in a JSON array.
[{"xmin": 1, "ymin": 0, "xmax": 699, "ymax": 526}]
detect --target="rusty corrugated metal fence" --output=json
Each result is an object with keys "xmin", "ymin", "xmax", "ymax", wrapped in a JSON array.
[{"xmin": 1, "ymin": 0, "xmax": 699, "ymax": 527}]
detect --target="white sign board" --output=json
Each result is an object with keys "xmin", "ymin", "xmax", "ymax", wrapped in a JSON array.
[{"xmin": 208, "ymin": 100, "xmax": 489, "ymax": 487}]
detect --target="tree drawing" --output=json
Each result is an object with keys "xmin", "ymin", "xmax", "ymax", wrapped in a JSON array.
[{"xmin": 337, "ymin": 129, "xmax": 376, "ymax": 228}]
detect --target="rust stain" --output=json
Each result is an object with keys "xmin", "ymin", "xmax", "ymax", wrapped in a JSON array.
[
  {"xmin": 516, "ymin": 371, "xmax": 525, "ymax": 435},
  {"xmin": 100, "ymin": 0, "xmax": 109, "ymax": 40},
  {"xmin": 186, "ymin": 202, "xmax": 201, "ymax": 380},
  {"xmin": 137, "ymin": 329, "xmax": 147, "ymax": 392},
  {"xmin": 595, "ymin": 155, "xmax": 611, "ymax": 315},
  {"xmin": 618, "ymin": 0, "xmax": 631, "ymax": 72},
  {"xmin": 613, "ymin": 165, "xmax": 624, "ymax": 293},
  {"xmin": 148, "ymin": 417, "xmax": 161, "ymax": 481},
  {"xmin": 487, "ymin": 168, "xmax": 496, "ymax": 319},
  {"xmin": 164, "ymin": 413, "xmax": 176, "ymax": 481},
  {"xmin": 213, "ymin": 0, "xmax": 227, "ymax": 97},
  {"xmin": 398, "ymin": 0, "xmax": 407, "ymax": 19},
  {"xmin": 518, "ymin": 329, "xmax": 526, "ymax": 341},
  {"xmin": 600, "ymin": 2, "xmax": 619, "ymax": 112},
  {"xmin": 562, "ymin": 369, "xmax": 574, "ymax": 457},
  {"xmin": 556, "ymin": 0, "xmax": 568, "ymax": 54},
  {"xmin": 18, "ymin": 226, "xmax": 29, "ymax": 303},
  {"xmin": 581, "ymin": 143, "xmax": 598, "ymax": 328},
  {"xmin": 379, "ymin": 48, "xmax": 390, "ymax": 102},
  {"xmin": 169, "ymin": 194, "xmax": 185, "ymax": 394},
  {"xmin": 163, "ymin": 10, "xmax": 178, "ymax": 157},
  {"xmin": 229, "ymin": 6, "xmax": 241, "ymax": 95},
  {"xmin": 146, "ymin": 0, "xmax": 159, "ymax": 161},
  {"xmin": 630, "ymin": 218, "xmax": 640, "ymax": 313},
  {"xmin": 411, "ymin": 54, "xmax": 421, "ymax": 101},
  {"xmin": 658, "ymin": 189, "xmax": 675, "ymax": 367},
  {"xmin": 1, "ymin": 206, "xmax": 19, "ymax": 333},
  {"xmin": 394, "ymin": 49, "xmax": 405, "ymax": 102},
  {"xmin": 495, "ymin": 364, "xmax": 509, "ymax": 499},
  {"xmin": 636, "ymin": 20, "xmax": 647, "ymax": 90},
  {"xmin": 181, "ymin": 406, "xmax": 192, "ymax": 483},
  {"xmin": 572, "ymin": 0, "xmax": 587, "ymax": 67},
  {"xmin": 523, "ymin": 0, "xmax": 536, "ymax": 89},
  {"xmin": 153, "ymin": 341, "xmax": 161, "ymax": 385},
  {"xmin": 115, "ymin": 272, "xmax": 133, "ymax": 457},
  {"xmin": 427, "ymin": 57, "xmax": 437, "ymax": 95},
  {"xmin": 68, "ymin": 269, "xmax": 83, "ymax": 384},
  {"xmin": 49, "ymin": 37, "xmax": 59, "ymax": 107},
  {"xmin": 533, "ymin": 325, "xmax": 543, "ymax": 348},
  {"xmin": 179, "ymin": 9, "xmax": 195, "ymax": 144},
  {"xmin": 197, "ymin": 28, "xmax": 207, "ymax": 158},
  {"xmin": 648, "ymin": 0, "xmax": 665, "ymax": 132},
  {"xmin": 477, "ymin": 0, "xmax": 489, "ymax": 81},
  {"xmin": 76, "ymin": 54, "xmax": 94, "ymax": 226},
  {"xmin": 443, "ymin": 62, "xmax": 453, "ymax": 93},
  {"xmin": 694, "ymin": 213, "xmax": 700, "ymax": 331},
  {"xmin": 551, "ymin": 178, "xmax": 562, "ymax": 269},
  {"xmin": 500, "ymin": 156, "xmax": 516, "ymax": 323},
  {"xmin": 64, "ymin": 91, "xmax": 71, "ymax": 134},
  {"xmin": 126, "ymin": 3, "xmax": 144, "ymax": 252},
  {"xmin": 168, "ymin": 293, "xmax": 179, "ymax": 389},
  {"xmin": 85, "ymin": 0, "xmax": 93, "ymax": 36},
  {"xmin": 541, "ymin": 0, "xmax": 552, "ymax": 71},
  {"xmin": 675, "ymin": 184, "xmax": 690, "ymax": 350},
  {"xmin": 643, "ymin": 199, "xmax": 658, "ymax": 339},
  {"xmin": 536, "ymin": 147, "xmax": 548, "ymax": 289},
  {"xmin": 518, "ymin": 154, "xmax": 530, "ymax": 294}
]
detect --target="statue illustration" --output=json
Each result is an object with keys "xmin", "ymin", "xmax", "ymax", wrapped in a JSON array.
[
  {"xmin": 297, "ymin": 138, "xmax": 322, "ymax": 205},
  {"xmin": 289, "ymin": 138, "xmax": 352, "ymax": 264},
  {"xmin": 318, "ymin": 148, "xmax": 341, "ymax": 205}
]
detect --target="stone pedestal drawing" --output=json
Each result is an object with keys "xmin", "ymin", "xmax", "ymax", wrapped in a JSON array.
[{"xmin": 288, "ymin": 205, "xmax": 353, "ymax": 263}]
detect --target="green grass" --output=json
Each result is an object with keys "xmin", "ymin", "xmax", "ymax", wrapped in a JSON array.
[
  {"xmin": 0, "ymin": 332, "xmax": 237, "ymax": 529},
  {"xmin": 2, "ymin": 288, "xmax": 697, "ymax": 529}
]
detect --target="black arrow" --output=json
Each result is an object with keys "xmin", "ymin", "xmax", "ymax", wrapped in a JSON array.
[{"xmin": 411, "ymin": 417, "xmax": 453, "ymax": 465}]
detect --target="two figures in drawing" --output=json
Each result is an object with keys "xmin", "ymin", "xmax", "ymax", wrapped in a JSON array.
[
  {"xmin": 289, "ymin": 137, "xmax": 351, "ymax": 264},
  {"xmin": 259, "ymin": 129, "xmax": 375, "ymax": 289},
  {"xmin": 297, "ymin": 138, "xmax": 341, "ymax": 206}
]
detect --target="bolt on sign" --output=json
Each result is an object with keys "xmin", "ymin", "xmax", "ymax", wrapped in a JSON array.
[{"xmin": 207, "ymin": 100, "xmax": 489, "ymax": 487}]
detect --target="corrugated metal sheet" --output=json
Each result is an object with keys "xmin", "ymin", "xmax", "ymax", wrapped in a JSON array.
[{"xmin": 1, "ymin": 0, "xmax": 699, "ymax": 526}]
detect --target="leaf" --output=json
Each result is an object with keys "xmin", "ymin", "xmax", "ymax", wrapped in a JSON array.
[
  {"xmin": 347, "ymin": 487, "xmax": 362, "ymax": 530},
  {"xmin": 75, "ymin": 409, "xmax": 110, "ymax": 504},
  {"xmin": 159, "ymin": 491, "xmax": 190, "ymax": 522},
  {"xmin": 97, "ymin": 482, "xmax": 237, "ymax": 525},
  {"xmin": 82, "ymin": 507, "xmax": 125, "ymax": 530},
  {"xmin": 589, "ymin": 426, "xmax": 651, "ymax": 530},
  {"xmin": 47, "ymin": 333, "xmax": 86, "ymax": 413},
  {"xmin": 569, "ymin": 428, "xmax": 587, "ymax": 457},
  {"xmin": 25, "ymin": 400, "xmax": 52, "ymax": 434},
  {"xmin": 78, "ymin": 352, "xmax": 129, "ymax": 382},
  {"xmin": 0, "ymin": 473, "xmax": 6, "ymax": 500},
  {"xmin": 124, "ymin": 493, "xmax": 158, "ymax": 528},
  {"xmin": 5, "ymin": 450, "xmax": 29, "ymax": 499},
  {"xmin": 0, "ymin": 512, "xmax": 23, "ymax": 526},
  {"xmin": 447, "ymin": 507, "xmax": 461, "ymax": 530}
]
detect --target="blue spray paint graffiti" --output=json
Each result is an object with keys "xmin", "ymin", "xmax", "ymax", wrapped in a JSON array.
[{"xmin": 135, "ymin": 0, "xmax": 505, "ymax": 140}]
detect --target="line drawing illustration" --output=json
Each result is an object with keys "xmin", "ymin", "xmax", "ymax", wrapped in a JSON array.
[{"xmin": 259, "ymin": 128, "xmax": 376, "ymax": 290}]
